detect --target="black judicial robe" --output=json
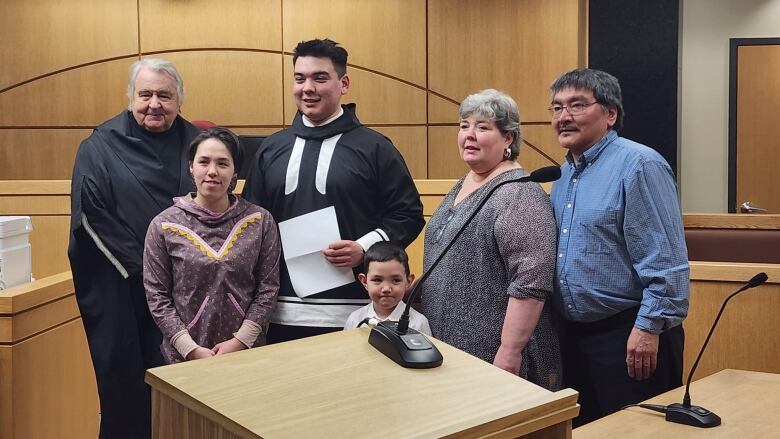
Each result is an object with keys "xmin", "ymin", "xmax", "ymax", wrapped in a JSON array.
[
  {"xmin": 243, "ymin": 104, "xmax": 424, "ymax": 339},
  {"xmin": 68, "ymin": 111, "xmax": 198, "ymax": 439}
]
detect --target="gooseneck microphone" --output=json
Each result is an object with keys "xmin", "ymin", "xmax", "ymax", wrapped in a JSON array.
[
  {"xmin": 368, "ymin": 166, "xmax": 562, "ymax": 368},
  {"xmin": 636, "ymin": 272, "xmax": 769, "ymax": 427}
]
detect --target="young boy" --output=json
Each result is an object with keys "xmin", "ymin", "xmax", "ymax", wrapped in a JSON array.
[{"xmin": 344, "ymin": 242, "xmax": 431, "ymax": 335}]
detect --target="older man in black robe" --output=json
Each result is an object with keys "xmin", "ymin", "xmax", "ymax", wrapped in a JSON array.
[{"xmin": 68, "ymin": 58, "xmax": 200, "ymax": 439}]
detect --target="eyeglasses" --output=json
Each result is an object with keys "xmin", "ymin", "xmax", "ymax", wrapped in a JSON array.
[{"xmin": 548, "ymin": 101, "xmax": 600, "ymax": 117}]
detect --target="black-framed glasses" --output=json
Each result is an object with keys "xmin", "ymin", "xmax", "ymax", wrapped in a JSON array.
[{"xmin": 548, "ymin": 101, "xmax": 600, "ymax": 117}]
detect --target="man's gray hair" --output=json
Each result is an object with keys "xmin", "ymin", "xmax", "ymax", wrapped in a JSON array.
[
  {"xmin": 126, "ymin": 58, "xmax": 185, "ymax": 109},
  {"xmin": 550, "ymin": 68, "xmax": 624, "ymax": 131},
  {"xmin": 459, "ymin": 89, "xmax": 522, "ymax": 161}
]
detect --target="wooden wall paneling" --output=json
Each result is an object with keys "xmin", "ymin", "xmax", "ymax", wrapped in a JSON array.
[
  {"xmin": 29, "ymin": 216, "xmax": 71, "ymax": 279},
  {"xmin": 282, "ymin": 0, "xmax": 427, "ymax": 86},
  {"xmin": 517, "ymin": 147, "xmax": 556, "ymax": 175},
  {"xmin": 0, "ymin": 0, "xmax": 137, "ymax": 90},
  {"xmin": 519, "ymin": 125, "xmax": 566, "ymax": 170},
  {"xmin": 370, "ymin": 126, "xmax": 428, "ymax": 179},
  {"xmin": 231, "ymin": 127, "xmax": 282, "ymax": 137},
  {"xmin": 342, "ymin": 68, "xmax": 427, "ymax": 124},
  {"xmin": 282, "ymin": 55, "xmax": 427, "ymax": 125},
  {"xmin": 0, "ymin": 195, "xmax": 70, "ymax": 216},
  {"xmin": 163, "ymin": 51, "xmax": 284, "ymax": 126},
  {"xmin": 427, "ymin": 126, "xmax": 468, "ymax": 179},
  {"xmin": 0, "ymin": 180, "xmax": 70, "ymax": 197},
  {"xmin": 685, "ymin": 278, "xmax": 780, "ymax": 381},
  {"xmin": 281, "ymin": 56, "xmax": 294, "ymax": 125},
  {"xmin": 0, "ymin": 129, "xmax": 90, "ymax": 180},
  {"xmin": 139, "ymin": 0, "xmax": 282, "ymax": 52},
  {"xmin": 428, "ymin": 93, "xmax": 461, "ymax": 124},
  {"xmin": 428, "ymin": 0, "xmax": 584, "ymax": 122},
  {"xmin": 0, "ymin": 58, "xmax": 136, "ymax": 127}
]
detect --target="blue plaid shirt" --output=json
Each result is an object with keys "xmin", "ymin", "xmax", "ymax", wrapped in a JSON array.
[{"xmin": 551, "ymin": 130, "xmax": 689, "ymax": 333}]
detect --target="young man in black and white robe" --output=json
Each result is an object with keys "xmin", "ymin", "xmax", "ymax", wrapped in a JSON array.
[{"xmin": 243, "ymin": 39, "xmax": 424, "ymax": 343}]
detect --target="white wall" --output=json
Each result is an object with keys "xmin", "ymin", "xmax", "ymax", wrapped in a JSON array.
[{"xmin": 680, "ymin": 0, "xmax": 780, "ymax": 212}]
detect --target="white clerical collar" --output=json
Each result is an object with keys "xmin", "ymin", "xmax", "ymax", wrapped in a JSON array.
[{"xmin": 302, "ymin": 107, "xmax": 344, "ymax": 127}]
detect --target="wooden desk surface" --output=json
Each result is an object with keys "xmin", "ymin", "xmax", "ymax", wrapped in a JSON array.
[
  {"xmin": 574, "ymin": 369, "xmax": 780, "ymax": 439},
  {"xmin": 146, "ymin": 328, "xmax": 578, "ymax": 438}
]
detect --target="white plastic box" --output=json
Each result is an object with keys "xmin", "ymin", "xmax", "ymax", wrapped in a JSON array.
[{"xmin": 0, "ymin": 216, "xmax": 33, "ymax": 290}]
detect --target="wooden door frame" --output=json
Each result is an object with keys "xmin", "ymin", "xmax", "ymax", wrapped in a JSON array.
[{"xmin": 728, "ymin": 37, "xmax": 780, "ymax": 213}]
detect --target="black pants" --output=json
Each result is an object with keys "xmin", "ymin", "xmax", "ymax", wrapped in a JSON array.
[
  {"xmin": 73, "ymin": 242, "xmax": 164, "ymax": 439},
  {"xmin": 562, "ymin": 307, "xmax": 684, "ymax": 427}
]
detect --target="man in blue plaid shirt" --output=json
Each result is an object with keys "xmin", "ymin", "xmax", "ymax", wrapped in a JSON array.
[{"xmin": 549, "ymin": 68, "xmax": 689, "ymax": 426}]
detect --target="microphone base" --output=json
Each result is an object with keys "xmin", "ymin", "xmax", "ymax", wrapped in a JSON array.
[
  {"xmin": 665, "ymin": 403, "xmax": 721, "ymax": 428},
  {"xmin": 368, "ymin": 321, "xmax": 443, "ymax": 369}
]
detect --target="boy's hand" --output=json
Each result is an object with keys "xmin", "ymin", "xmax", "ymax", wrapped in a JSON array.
[{"xmin": 323, "ymin": 240, "xmax": 364, "ymax": 267}]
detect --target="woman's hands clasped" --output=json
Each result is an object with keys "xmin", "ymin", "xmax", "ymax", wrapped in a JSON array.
[{"xmin": 186, "ymin": 337, "xmax": 247, "ymax": 361}]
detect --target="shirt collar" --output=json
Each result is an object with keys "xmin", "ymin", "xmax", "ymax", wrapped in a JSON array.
[
  {"xmin": 367, "ymin": 301, "xmax": 407, "ymax": 321},
  {"xmin": 302, "ymin": 107, "xmax": 344, "ymax": 127},
  {"xmin": 565, "ymin": 130, "xmax": 618, "ymax": 169}
]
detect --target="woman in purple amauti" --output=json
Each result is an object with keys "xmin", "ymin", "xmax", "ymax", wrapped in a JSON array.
[{"xmin": 143, "ymin": 127, "xmax": 281, "ymax": 363}]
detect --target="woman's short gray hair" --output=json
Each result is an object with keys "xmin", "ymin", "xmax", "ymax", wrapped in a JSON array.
[
  {"xmin": 459, "ymin": 89, "xmax": 522, "ymax": 160},
  {"xmin": 126, "ymin": 58, "xmax": 185, "ymax": 109}
]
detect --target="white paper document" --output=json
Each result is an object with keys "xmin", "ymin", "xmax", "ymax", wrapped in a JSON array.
[{"xmin": 277, "ymin": 206, "xmax": 355, "ymax": 297}]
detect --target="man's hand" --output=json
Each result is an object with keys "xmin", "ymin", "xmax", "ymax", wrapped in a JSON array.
[
  {"xmin": 212, "ymin": 337, "xmax": 247, "ymax": 356},
  {"xmin": 626, "ymin": 327, "xmax": 659, "ymax": 380},
  {"xmin": 186, "ymin": 347, "xmax": 215, "ymax": 361},
  {"xmin": 322, "ymin": 240, "xmax": 364, "ymax": 268}
]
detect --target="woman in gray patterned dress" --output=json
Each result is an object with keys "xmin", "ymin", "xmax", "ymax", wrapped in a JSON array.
[{"xmin": 420, "ymin": 89, "xmax": 562, "ymax": 390}]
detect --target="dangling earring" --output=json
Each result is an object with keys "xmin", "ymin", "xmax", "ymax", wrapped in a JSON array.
[{"xmin": 504, "ymin": 147, "xmax": 512, "ymax": 159}]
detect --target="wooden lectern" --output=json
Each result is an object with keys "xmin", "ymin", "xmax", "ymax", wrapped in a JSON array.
[
  {"xmin": 574, "ymin": 369, "xmax": 780, "ymax": 439},
  {"xmin": 146, "ymin": 328, "xmax": 579, "ymax": 438}
]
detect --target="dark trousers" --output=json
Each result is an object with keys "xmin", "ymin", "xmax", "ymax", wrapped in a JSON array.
[
  {"xmin": 266, "ymin": 323, "xmax": 341, "ymax": 344},
  {"xmin": 73, "ymin": 243, "xmax": 164, "ymax": 439},
  {"xmin": 562, "ymin": 307, "xmax": 684, "ymax": 427}
]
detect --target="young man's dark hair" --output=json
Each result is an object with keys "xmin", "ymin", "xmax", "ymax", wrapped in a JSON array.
[
  {"xmin": 292, "ymin": 38, "xmax": 348, "ymax": 77},
  {"xmin": 363, "ymin": 241, "xmax": 410, "ymax": 276}
]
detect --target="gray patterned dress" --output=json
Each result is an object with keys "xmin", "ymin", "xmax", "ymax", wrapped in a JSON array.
[{"xmin": 420, "ymin": 168, "xmax": 562, "ymax": 390}]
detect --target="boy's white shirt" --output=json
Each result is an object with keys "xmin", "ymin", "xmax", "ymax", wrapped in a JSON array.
[{"xmin": 344, "ymin": 301, "xmax": 432, "ymax": 336}]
